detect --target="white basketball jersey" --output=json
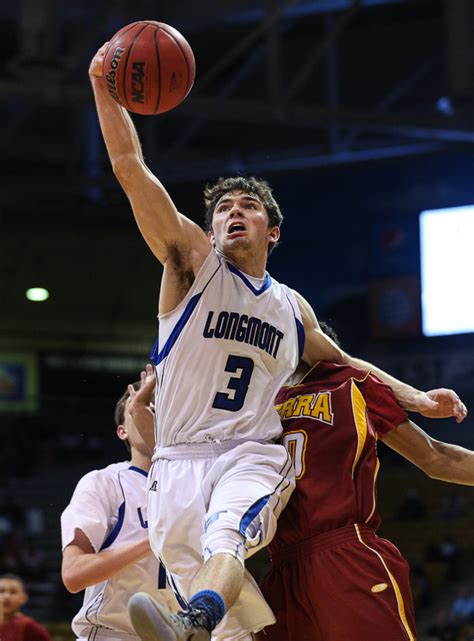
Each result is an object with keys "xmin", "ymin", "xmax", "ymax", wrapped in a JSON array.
[
  {"xmin": 61, "ymin": 462, "xmax": 175, "ymax": 638},
  {"xmin": 151, "ymin": 250, "xmax": 304, "ymax": 447}
]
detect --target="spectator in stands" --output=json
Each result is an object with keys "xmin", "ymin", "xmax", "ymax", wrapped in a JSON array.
[{"xmin": 0, "ymin": 573, "xmax": 51, "ymax": 641}]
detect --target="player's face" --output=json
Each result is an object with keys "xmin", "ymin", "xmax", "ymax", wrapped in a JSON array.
[
  {"xmin": 0, "ymin": 578, "xmax": 27, "ymax": 616},
  {"xmin": 209, "ymin": 190, "xmax": 279, "ymax": 259}
]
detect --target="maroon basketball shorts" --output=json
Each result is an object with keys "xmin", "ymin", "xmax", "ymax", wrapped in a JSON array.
[{"xmin": 258, "ymin": 524, "xmax": 416, "ymax": 641}]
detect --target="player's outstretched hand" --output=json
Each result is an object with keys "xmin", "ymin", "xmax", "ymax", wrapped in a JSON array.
[
  {"xmin": 128, "ymin": 364, "xmax": 156, "ymax": 411},
  {"xmin": 409, "ymin": 388, "xmax": 467, "ymax": 423},
  {"xmin": 89, "ymin": 43, "xmax": 109, "ymax": 79}
]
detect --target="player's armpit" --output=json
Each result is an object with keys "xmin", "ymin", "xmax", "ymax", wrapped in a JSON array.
[
  {"xmin": 292, "ymin": 290, "xmax": 345, "ymax": 366},
  {"xmin": 381, "ymin": 420, "xmax": 474, "ymax": 485},
  {"xmin": 116, "ymin": 158, "xmax": 211, "ymax": 268}
]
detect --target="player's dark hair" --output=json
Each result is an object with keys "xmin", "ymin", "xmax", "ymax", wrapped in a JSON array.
[
  {"xmin": 203, "ymin": 176, "xmax": 283, "ymax": 255},
  {"xmin": 0, "ymin": 574, "xmax": 26, "ymax": 592},
  {"xmin": 318, "ymin": 321, "xmax": 341, "ymax": 348},
  {"xmin": 114, "ymin": 381, "xmax": 141, "ymax": 454}
]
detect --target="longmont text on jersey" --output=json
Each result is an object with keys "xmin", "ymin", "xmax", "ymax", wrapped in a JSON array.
[{"xmin": 203, "ymin": 310, "xmax": 285, "ymax": 359}]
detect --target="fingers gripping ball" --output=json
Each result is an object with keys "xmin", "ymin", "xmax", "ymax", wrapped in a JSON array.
[{"xmin": 102, "ymin": 21, "xmax": 195, "ymax": 115}]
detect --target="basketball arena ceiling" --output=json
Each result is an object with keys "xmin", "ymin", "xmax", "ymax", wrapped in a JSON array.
[{"xmin": 1, "ymin": 0, "xmax": 473, "ymax": 348}]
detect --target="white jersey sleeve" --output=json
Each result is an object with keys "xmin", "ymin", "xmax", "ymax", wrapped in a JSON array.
[{"xmin": 61, "ymin": 465, "xmax": 124, "ymax": 552}]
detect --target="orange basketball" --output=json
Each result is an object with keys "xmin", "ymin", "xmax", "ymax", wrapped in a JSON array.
[{"xmin": 102, "ymin": 21, "xmax": 195, "ymax": 115}]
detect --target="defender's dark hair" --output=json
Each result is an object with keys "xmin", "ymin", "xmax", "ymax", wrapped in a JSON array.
[
  {"xmin": 203, "ymin": 176, "xmax": 283, "ymax": 254},
  {"xmin": 318, "ymin": 321, "xmax": 341, "ymax": 348},
  {"xmin": 114, "ymin": 381, "xmax": 141, "ymax": 454}
]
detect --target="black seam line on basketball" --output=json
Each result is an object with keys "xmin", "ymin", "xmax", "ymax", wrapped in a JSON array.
[
  {"xmin": 153, "ymin": 27, "xmax": 162, "ymax": 115},
  {"xmin": 117, "ymin": 22, "xmax": 143, "ymax": 38},
  {"xmin": 105, "ymin": 20, "xmax": 143, "ymax": 100},
  {"xmin": 122, "ymin": 23, "xmax": 149, "ymax": 112},
  {"xmin": 160, "ymin": 26, "xmax": 192, "ymax": 100},
  {"xmin": 102, "ymin": 21, "xmax": 140, "ymax": 79}
]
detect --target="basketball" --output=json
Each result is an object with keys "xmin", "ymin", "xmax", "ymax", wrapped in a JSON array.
[{"xmin": 102, "ymin": 20, "xmax": 195, "ymax": 116}]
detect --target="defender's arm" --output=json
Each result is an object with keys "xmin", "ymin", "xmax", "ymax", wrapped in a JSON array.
[
  {"xmin": 294, "ymin": 290, "xmax": 467, "ymax": 422},
  {"xmin": 382, "ymin": 420, "xmax": 474, "ymax": 485}
]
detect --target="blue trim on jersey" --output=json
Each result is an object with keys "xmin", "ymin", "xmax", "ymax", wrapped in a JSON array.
[
  {"xmin": 239, "ymin": 494, "xmax": 270, "ymax": 537},
  {"xmin": 227, "ymin": 262, "xmax": 272, "ymax": 296},
  {"xmin": 150, "ymin": 337, "xmax": 159, "ymax": 362},
  {"xmin": 158, "ymin": 562, "xmax": 167, "ymax": 589},
  {"xmin": 168, "ymin": 571, "xmax": 188, "ymax": 610},
  {"xmin": 129, "ymin": 465, "xmax": 148, "ymax": 478},
  {"xmin": 151, "ymin": 293, "xmax": 202, "ymax": 366},
  {"xmin": 296, "ymin": 317, "xmax": 305, "ymax": 359},
  {"xmin": 100, "ymin": 501, "xmax": 125, "ymax": 550}
]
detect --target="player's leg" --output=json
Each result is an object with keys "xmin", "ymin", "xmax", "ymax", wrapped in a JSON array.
[
  {"xmin": 258, "ymin": 559, "xmax": 321, "ymax": 641},
  {"xmin": 129, "ymin": 458, "xmax": 214, "ymax": 641},
  {"xmin": 130, "ymin": 445, "xmax": 293, "ymax": 641},
  {"xmin": 313, "ymin": 527, "xmax": 416, "ymax": 641},
  {"xmin": 190, "ymin": 552, "xmax": 244, "ymax": 612},
  {"xmin": 197, "ymin": 442, "xmax": 294, "ymax": 640}
]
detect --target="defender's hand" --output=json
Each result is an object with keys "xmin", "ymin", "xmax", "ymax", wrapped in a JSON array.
[{"xmin": 408, "ymin": 388, "xmax": 467, "ymax": 423}]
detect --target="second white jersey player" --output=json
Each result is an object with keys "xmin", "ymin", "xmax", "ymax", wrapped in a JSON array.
[{"xmin": 61, "ymin": 462, "xmax": 176, "ymax": 641}]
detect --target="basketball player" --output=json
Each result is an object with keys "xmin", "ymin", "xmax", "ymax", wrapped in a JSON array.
[
  {"xmin": 0, "ymin": 574, "xmax": 51, "ymax": 641},
  {"xmin": 259, "ymin": 325, "xmax": 474, "ymax": 641},
  {"xmin": 88, "ymin": 43, "xmax": 466, "ymax": 641},
  {"xmin": 61, "ymin": 370, "xmax": 177, "ymax": 641}
]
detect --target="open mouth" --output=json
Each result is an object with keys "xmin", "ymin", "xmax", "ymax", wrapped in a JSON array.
[{"xmin": 227, "ymin": 222, "xmax": 246, "ymax": 234}]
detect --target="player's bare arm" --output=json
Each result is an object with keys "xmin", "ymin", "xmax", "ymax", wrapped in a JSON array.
[
  {"xmin": 62, "ymin": 528, "xmax": 151, "ymax": 593},
  {"xmin": 89, "ymin": 45, "xmax": 211, "ymax": 312},
  {"xmin": 294, "ymin": 289, "xmax": 467, "ymax": 422},
  {"xmin": 382, "ymin": 420, "xmax": 474, "ymax": 485}
]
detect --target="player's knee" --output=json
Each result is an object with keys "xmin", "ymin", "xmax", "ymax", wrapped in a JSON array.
[{"xmin": 201, "ymin": 527, "xmax": 247, "ymax": 566}]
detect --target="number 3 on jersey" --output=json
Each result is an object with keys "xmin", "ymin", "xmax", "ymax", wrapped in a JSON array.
[
  {"xmin": 212, "ymin": 355, "xmax": 254, "ymax": 412},
  {"xmin": 282, "ymin": 430, "xmax": 308, "ymax": 479}
]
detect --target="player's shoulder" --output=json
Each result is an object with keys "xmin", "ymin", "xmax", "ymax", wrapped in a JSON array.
[
  {"xmin": 301, "ymin": 361, "xmax": 370, "ymax": 388},
  {"xmin": 73, "ymin": 461, "xmax": 130, "ymax": 493}
]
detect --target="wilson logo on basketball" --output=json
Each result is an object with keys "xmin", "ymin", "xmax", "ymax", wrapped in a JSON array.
[
  {"xmin": 105, "ymin": 47, "xmax": 125, "ymax": 103},
  {"xmin": 131, "ymin": 62, "xmax": 145, "ymax": 104}
]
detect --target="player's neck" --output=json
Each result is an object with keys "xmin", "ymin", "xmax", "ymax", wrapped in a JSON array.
[
  {"xmin": 130, "ymin": 451, "xmax": 152, "ymax": 473},
  {"xmin": 221, "ymin": 249, "xmax": 267, "ymax": 278},
  {"xmin": 3, "ymin": 612, "xmax": 22, "ymax": 623}
]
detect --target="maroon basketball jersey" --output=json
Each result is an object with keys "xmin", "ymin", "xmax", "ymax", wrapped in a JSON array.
[{"xmin": 270, "ymin": 361, "xmax": 407, "ymax": 551}]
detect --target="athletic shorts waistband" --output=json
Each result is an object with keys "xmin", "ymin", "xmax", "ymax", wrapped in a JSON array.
[
  {"xmin": 152, "ymin": 438, "xmax": 271, "ymax": 461},
  {"xmin": 270, "ymin": 523, "xmax": 378, "ymax": 565}
]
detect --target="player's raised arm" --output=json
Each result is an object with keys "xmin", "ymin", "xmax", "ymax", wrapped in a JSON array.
[
  {"xmin": 88, "ymin": 45, "xmax": 210, "ymax": 270},
  {"xmin": 382, "ymin": 420, "xmax": 474, "ymax": 485},
  {"xmin": 127, "ymin": 365, "xmax": 156, "ymax": 457},
  {"xmin": 293, "ymin": 289, "xmax": 468, "ymax": 422}
]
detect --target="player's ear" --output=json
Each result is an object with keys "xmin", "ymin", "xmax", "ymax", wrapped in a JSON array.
[
  {"xmin": 269, "ymin": 226, "xmax": 280, "ymax": 243},
  {"xmin": 207, "ymin": 229, "xmax": 215, "ymax": 246},
  {"xmin": 116, "ymin": 425, "xmax": 128, "ymax": 441}
]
